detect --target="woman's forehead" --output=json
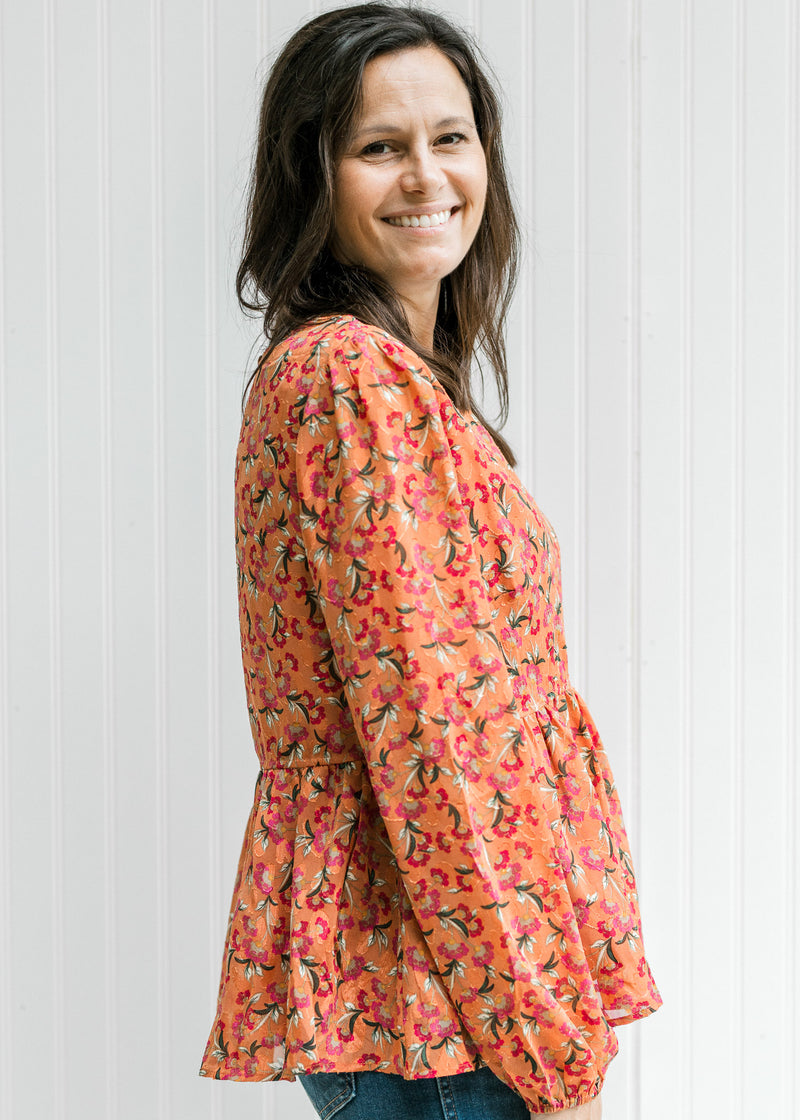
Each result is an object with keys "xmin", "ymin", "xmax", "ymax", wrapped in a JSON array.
[{"xmin": 355, "ymin": 47, "xmax": 474, "ymax": 123}]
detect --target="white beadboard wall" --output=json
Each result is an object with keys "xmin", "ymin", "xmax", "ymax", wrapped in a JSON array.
[{"xmin": 0, "ymin": 1, "xmax": 797, "ymax": 1118}]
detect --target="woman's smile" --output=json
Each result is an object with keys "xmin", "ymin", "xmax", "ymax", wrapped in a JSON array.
[{"xmin": 382, "ymin": 206, "xmax": 460, "ymax": 228}]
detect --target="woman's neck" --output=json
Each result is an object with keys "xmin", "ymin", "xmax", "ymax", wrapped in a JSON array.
[{"xmin": 397, "ymin": 283, "xmax": 440, "ymax": 352}]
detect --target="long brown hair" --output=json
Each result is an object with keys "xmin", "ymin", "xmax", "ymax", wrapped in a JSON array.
[{"xmin": 238, "ymin": 2, "xmax": 520, "ymax": 465}]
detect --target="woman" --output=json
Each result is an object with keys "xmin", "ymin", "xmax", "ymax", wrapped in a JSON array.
[{"xmin": 199, "ymin": 5, "xmax": 661, "ymax": 1117}]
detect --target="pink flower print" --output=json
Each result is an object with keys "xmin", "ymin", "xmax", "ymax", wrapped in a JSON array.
[
  {"xmin": 434, "ymin": 828, "xmax": 455, "ymax": 853},
  {"xmin": 308, "ymin": 470, "xmax": 330, "ymax": 499},
  {"xmin": 513, "ymin": 839, "xmax": 534, "ymax": 861},
  {"xmin": 442, "ymin": 695, "xmax": 468, "ymax": 726},
  {"xmin": 405, "ymin": 845, "xmax": 433, "ymax": 871},
  {"xmin": 497, "ymin": 861, "xmax": 524, "ymax": 891},
  {"xmin": 403, "ymin": 574, "xmax": 434, "ymax": 598},
  {"xmin": 255, "ymin": 466, "xmax": 276, "ymax": 493},
  {"xmin": 473, "ymin": 521, "xmax": 491, "ymax": 548},
  {"xmin": 403, "ymin": 655, "xmax": 422, "ymax": 678},
  {"xmin": 408, "ymin": 681, "xmax": 429, "ymax": 708},
  {"xmin": 344, "ymin": 534, "xmax": 371, "ymax": 561},
  {"xmin": 465, "ymin": 911, "xmax": 485, "ymax": 938},
  {"xmin": 470, "ymin": 652, "xmax": 503, "ymax": 675},
  {"xmin": 579, "ymin": 844, "xmax": 607, "ymax": 873},
  {"xmin": 447, "ymin": 595, "xmax": 484, "ymax": 630},
  {"xmin": 494, "ymin": 807, "xmax": 524, "ymax": 839},
  {"xmin": 572, "ymin": 897, "xmax": 591, "ymax": 926},
  {"xmin": 405, "ymin": 944, "xmax": 431, "ymax": 974},
  {"xmin": 323, "ymin": 577, "xmax": 347, "ymax": 610},
  {"xmin": 243, "ymin": 429, "xmax": 260, "ymax": 460},
  {"xmin": 357, "ymin": 1052, "xmax": 386, "ymax": 1068},
  {"xmin": 268, "ymin": 577, "xmax": 288, "ymax": 604},
  {"xmin": 410, "ymin": 882, "xmax": 441, "ymax": 920},
  {"xmin": 427, "ymin": 616, "xmax": 456, "ymax": 647},
  {"xmin": 341, "ymin": 955, "xmax": 367, "ymax": 980},
  {"xmin": 294, "ymin": 370, "xmax": 317, "ymax": 395},
  {"xmin": 372, "ymin": 472, "xmax": 395, "ymax": 502},
  {"xmin": 437, "ymin": 507, "xmax": 464, "ymax": 532},
  {"xmin": 241, "ymin": 1056, "xmax": 260, "ymax": 1077},
  {"xmin": 352, "ymin": 584, "xmax": 375, "ymax": 607},
  {"xmin": 336, "ymin": 417, "xmax": 357, "ymax": 442},
  {"xmin": 473, "ymin": 941, "xmax": 495, "ymax": 968},
  {"xmin": 372, "ymin": 760, "xmax": 397, "ymax": 790},
  {"xmin": 371, "ymin": 679, "xmax": 402, "ymax": 705},
  {"xmin": 412, "ymin": 389, "xmax": 439, "ymax": 418},
  {"xmin": 456, "ymin": 749, "xmax": 483, "ymax": 784},
  {"xmin": 420, "ymin": 737, "xmax": 447, "ymax": 765},
  {"xmin": 406, "ymin": 488, "xmax": 437, "ymax": 520},
  {"xmin": 507, "ymin": 1035, "xmax": 525, "ymax": 1060},
  {"xmin": 289, "ymin": 921, "xmax": 315, "ymax": 957},
  {"xmin": 270, "ymin": 670, "xmax": 291, "ymax": 698},
  {"xmin": 430, "ymin": 785, "xmax": 451, "ymax": 812},
  {"xmin": 252, "ymin": 863, "xmax": 273, "ymax": 895},
  {"xmin": 391, "ymin": 433, "xmax": 418, "ymax": 464},
  {"xmin": 397, "ymin": 792, "xmax": 425, "ymax": 822},
  {"xmin": 371, "ymin": 605, "xmax": 390, "ymax": 627},
  {"xmin": 286, "ymin": 721, "xmax": 308, "ymax": 747},
  {"xmin": 356, "ymin": 418, "xmax": 378, "ymax": 450},
  {"xmin": 453, "ymin": 865, "xmax": 476, "ymax": 893}
]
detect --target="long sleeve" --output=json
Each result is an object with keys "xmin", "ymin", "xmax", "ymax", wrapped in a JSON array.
[{"xmin": 294, "ymin": 322, "xmax": 617, "ymax": 1112}]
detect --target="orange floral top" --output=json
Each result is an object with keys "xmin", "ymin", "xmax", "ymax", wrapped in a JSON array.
[{"xmin": 199, "ymin": 316, "xmax": 661, "ymax": 1112}]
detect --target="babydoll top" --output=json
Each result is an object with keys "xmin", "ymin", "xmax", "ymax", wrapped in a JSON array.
[{"xmin": 199, "ymin": 316, "xmax": 661, "ymax": 1113}]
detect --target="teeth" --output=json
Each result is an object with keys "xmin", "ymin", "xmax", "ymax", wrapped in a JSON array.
[{"xmin": 386, "ymin": 209, "xmax": 453, "ymax": 228}]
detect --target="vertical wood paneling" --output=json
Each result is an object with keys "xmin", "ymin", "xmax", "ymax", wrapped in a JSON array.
[
  {"xmin": 514, "ymin": 0, "xmax": 536, "ymax": 495},
  {"xmin": 625, "ymin": 0, "xmax": 643, "ymax": 1114},
  {"xmin": 583, "ymin": 0, "xmax": 634, "ymax": 773},
  {"xmin": 43, "ymin": 0, "xmax": 67, "ymax": 1115},
  {"xmin": 572, "ymin": 0, "xmax": 589, "ymax": 682},
  {"xmin": 525, "ymin": 1, "xmax": 579, "ymax": 690},
  {"xmin": 148, "ymin": 1, "xmax": 170, "ymax": 1117},
  {"xmin": 740, "ymin": 2, "xmax": 793, "ymax": 1113},
  {"xmin": 730, "ymin": 5, "xmax": 746, "ymax": 1116},
  {"xmin": 0, "ymin": 0, "xmax": 10, "ymax": 1113},
  {"xmin": 203, "ymin": 3, "xmax": 223, "ymax": 1119},
  {"xmin": 96, "ymin": 0, "xmax": 119, "ymax": 1112},
  {"xmin": 638, "ymin": 3, "xmax": 684, "ymax": 1115},
  {"xmin": 2, "ymin": 3, "xmax": 800, "ymax": 1119},
  {"xmin": 689, "ymin": 3, "xmax": 736, "ymax": 1113},
  {"xmin": 5, "ymin": 0, "xmax": 58, "ymax": 1113},
  {"xmin": 109, "ymin": 5, "xmax": 160, "ymax": 1111},
  {"xmin": 784, "ymin": 9, "xmax": 799, "ymax": 1116},
  {"xmin": 679, "ymin": 1, "xmax": 695, "ymax": 1115}
]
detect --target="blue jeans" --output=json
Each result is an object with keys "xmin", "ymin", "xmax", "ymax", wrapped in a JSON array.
[{"xmin": 297, "ymin": 1066, "xmax": 531, "ymax": 1120}]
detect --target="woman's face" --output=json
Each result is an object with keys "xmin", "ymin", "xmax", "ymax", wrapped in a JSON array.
[{"xmin": 330, "ymin": 46, "xmax": 488, "ymax": 323}]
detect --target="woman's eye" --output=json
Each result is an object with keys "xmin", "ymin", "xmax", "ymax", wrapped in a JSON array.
[
  {"xmin": 361, "ymin": 141, "xmax": 393, "ymax": 156},
  {"xmin": 436, "ymin": 132, "xmax": 468, "ymax": 146}
]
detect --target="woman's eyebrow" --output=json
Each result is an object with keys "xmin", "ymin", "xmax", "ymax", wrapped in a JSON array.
[{"xmin": 353, "ymin": 115, "xmax": 477, "ymax": 139}]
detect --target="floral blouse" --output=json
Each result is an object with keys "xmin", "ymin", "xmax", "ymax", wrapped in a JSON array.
[{"xmin": 199, "ymin": 316, "xmax": 661, "ymax": 1113}]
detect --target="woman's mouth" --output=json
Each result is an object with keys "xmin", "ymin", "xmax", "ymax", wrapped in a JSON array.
[{"xmin": 383, "ymin": 207, "xmax": 457, "ymax": 228}]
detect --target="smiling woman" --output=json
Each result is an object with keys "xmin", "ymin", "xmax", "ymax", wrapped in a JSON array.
[{"xmin": 199, "ymin": 5, "xmax": 661, "ymax": 1118}]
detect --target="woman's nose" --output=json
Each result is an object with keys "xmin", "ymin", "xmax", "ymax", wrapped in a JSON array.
[{"xmin": 399, "ymin": 147, "xmax": 445, "ymax": 194}]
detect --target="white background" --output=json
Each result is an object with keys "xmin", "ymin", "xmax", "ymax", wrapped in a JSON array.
[{"xmin": 1, "ymin": 1, "xmax": 798, "ymax": 1118}]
